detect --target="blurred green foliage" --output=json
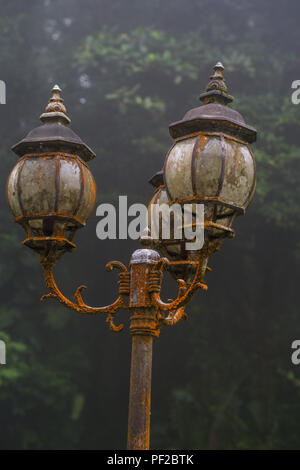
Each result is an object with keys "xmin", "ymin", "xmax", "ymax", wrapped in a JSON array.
[{"xmin": 0, "ymin": 0, "xmax": 299, "ymax": 449}]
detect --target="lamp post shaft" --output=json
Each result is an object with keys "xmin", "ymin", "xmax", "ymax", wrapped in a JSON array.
[
  {"xmin": 126, "ymin": 249, "xmax": 161, "ymax": 450},
  {"xmin": 127, "ymin": 329, "xmax": 153, "ymax": 450}
]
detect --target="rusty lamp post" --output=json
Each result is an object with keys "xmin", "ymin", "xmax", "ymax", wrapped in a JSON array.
[{"xmin": 6, "ymin": 63, "xmax": 256, "ymax": 450}]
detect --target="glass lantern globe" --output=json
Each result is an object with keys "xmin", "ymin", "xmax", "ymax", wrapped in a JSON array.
[
  {"xmin": 147, "ymin": 181, "xmax": 182, "ymax": 261},
  {"xmin": 144, "ymin": 170, "xmax": 205, "ymax": 284}
]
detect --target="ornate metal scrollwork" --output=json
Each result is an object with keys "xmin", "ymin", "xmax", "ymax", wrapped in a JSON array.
[
  {"xmin": 39, "ymin": 245, "xmax": 208, "ymax": 335},
  {"xmin": 40, "ymin": 248, "xmax": 129, "ymax": 332}
]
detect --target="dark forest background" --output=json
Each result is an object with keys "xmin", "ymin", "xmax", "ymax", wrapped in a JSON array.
[{"xmin": 0, "ymin": 0, "xmax": 299, "ymax": 450}]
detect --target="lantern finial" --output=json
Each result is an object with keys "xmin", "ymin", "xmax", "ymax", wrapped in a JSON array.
[
  {"xmin": 199, "ymin": 61, "xmax": 233, "ymax": 105},
  {"xmin": 40, "ymin": 84, "xmax": 71, "ymax": 125}
]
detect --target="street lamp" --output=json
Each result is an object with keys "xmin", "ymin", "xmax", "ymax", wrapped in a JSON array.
[{"xmin": 6, "ymin": 63, "xmax": 257, "ymax": 450}]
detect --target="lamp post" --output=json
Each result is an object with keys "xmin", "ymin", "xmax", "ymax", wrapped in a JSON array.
[{"xmin": 6, "ymin": 63, "xmax": 257, "ymax": 450}]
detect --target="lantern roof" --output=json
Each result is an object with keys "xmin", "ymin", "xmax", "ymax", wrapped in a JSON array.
[
  {"xmin": 12, "ymin": 85, "xmax": 96, "ymax": 162},
  {"xmin": 169, "ymin": 62, "xmax": 257, "ymax": 143}
]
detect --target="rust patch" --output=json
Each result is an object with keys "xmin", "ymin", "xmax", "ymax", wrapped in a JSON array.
[{"xmin": 198, "ymin": 133, "xmax": 209, "ymax": 151}]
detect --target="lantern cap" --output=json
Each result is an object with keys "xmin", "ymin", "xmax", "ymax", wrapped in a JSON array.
[
  {"xmin": 199, "ymin": 61, "xmax": 233, "ymax": 105},
  {"xmin": 169, "ymin": 62, "xmax": 257, "ymax": 143},
  {"xmin": 40, "ymin": 84, "xmax": 71, "ymax": 125},
  {"xmin": 11, "ymin": 85, "xmax": 96, "ymax": 162}
]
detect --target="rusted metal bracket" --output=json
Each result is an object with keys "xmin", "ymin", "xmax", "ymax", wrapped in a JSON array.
[
  {"xmin": 39, "ymin": 247, "xmax": 207, "ymax": 335},
  {"xmin": 40, "ymin": 248, "xmax": 130, "ymax": 332},
  {"xmin": 149, "ymin": 256, "xmax": 207, "ymax": 313},
  {"xmin": 158, "ymin": 306, "xmax": 188, "ymax": 327}
]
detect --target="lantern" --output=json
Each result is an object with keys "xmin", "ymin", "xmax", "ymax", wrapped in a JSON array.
[
  {"xmin": 6, "ymin": 85, "xmax": 96, "ymax": 259},
  {"xmin": 145, "ymin": 62, "xmax": 256, "ymax": 282},
  {"xmin": 144, "ymin": 170, "xmax": 201, "ymax": 284},
  {"xmin": 163, "ymin": 62, "xmax": 256, "ymax": 252}
]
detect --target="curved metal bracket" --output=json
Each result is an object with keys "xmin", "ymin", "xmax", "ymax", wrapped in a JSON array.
[
  {"xmin": 39, "ymin": 247, "xmax": 208, "ymax": 334},
  {"xmin": 40, "ymin": 250, "xmax": 129, "ymax": 332},
  {"xmin": 150, "ymin": 257, "xmax": 207, "ymax": 313},
  {"xmin": 158, "ymin": 306, "xmax": 188, "ymax": 327}
]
